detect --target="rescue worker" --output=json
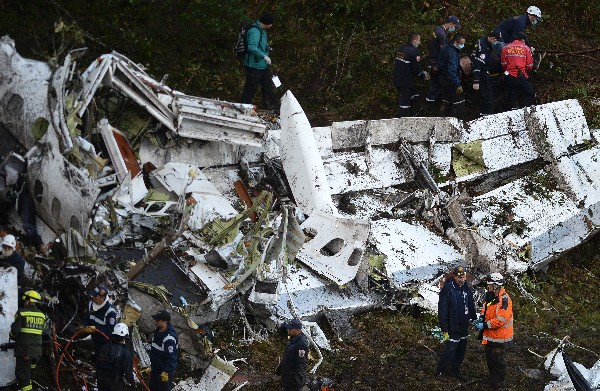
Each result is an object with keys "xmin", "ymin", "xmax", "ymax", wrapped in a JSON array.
[
  {"xmin": 425, "ymin": 15, "xmax": 461, "ymax": 111},
  {"xmin": 476, "ymin": 273, "xmax": 514, "ymax": 391},
  {"xmin": 278, "ymin": 318, "xmax": 309, "ymax": 391},
  {"xmin": 149, "ymin": 310, "xmax": 178, "ymax": 391},
  {"xmin": 501, "ymin": 32, "xmax": 535, "ymax": 110},
  {"xmin": 495, "ymin": 6, "xmax": 542, "ymax": 44},
  {"xmin": 80, "ymin": 284, "xmax": 117, "ymax": 356},
  {"xmin": 96, "ymin": 322, "xmax": 134, "ymax": 391},
  {"xmin": 438, "ymin": 34, "xmax": 466, "ymax": 118},
  {"xmin": 473, "ymin": 30, "xmax": 503, "ymax": 116},
  {"xmin": 1, "ymin": 234, "xmax": 27, "ymax": 288},
  {"xmin": 10, "ymin": 290, "xmax": 46, "ymax": 391},
  {"xmin": 240, "ymin": 12, "xmax": 277, "ymax": 111},
  {"xmin": 436, "ymin": 266, "xmax": 476, "ymax": 381},
  {"xmin": 392, "ymin": 32, "xmax": 430, "ymax": 118}
]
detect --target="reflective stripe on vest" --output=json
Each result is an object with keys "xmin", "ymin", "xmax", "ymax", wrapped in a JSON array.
[
  {"xmin": 152, "ymin": 335, "xmax": 178, "ymax": 352},
  {"xmin": 89, "ymin": 304, "xmax": 116, "ymax": 326},
  {"xmin": 483, "ymin": 293, "xmax": 513, "ymax": 343},
  {"xmin": 19, "ymin": 310, "xmax": 45, "ymax": 335}
]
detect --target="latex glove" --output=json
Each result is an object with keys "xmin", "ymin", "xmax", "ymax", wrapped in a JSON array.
[
  {"xmin": 475, "ymin": 322, "xmax": 485, "ymax": 331},
  {"xmin": 442, "ymin": 332, "xmax": 449, "ymax": 341},
  {"xmin": 263, "ymin": 55, "xmax": 272, "ymax": 65},
  {"xmin": 80, "ymin": 326, "xmax": 96, "ymax": 334},
  {"xmin": 161, "ymin": 371, "xmax": 169, "ymax": 383},
  {"xmin": 422, "ymin": 70, "xmax": 430, "ymax": 81},
  {"xmin": 473, "ymin": 83, "xmax": 480, "ymax": 91},
  {"xmin": 456, "ymin": 86, "xmax": 464, "ymax": 95},
  {"xmin": 139, "ymin": 368, "xmax": 150, "ymax": 374}
]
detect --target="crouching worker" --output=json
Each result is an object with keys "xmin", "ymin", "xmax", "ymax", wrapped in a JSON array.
[
  {"xmin": 96, "ymin": 323, "xmax": 134, "ymax": 391},
  {"xmin": 10, "ymin": 290, "xmax": 46, "ymax": 391}
]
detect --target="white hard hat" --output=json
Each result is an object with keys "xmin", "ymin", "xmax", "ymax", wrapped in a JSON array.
[
  {"xmin": 487, "ymin": 272, "xmax": 505, "ymax": 286},
  {"xmin": 112, "ymin": 323, "xmax": 129, "ymax": 337},
  {"xmin": 2, "ymin": 234, "xmax": 16, "ymax": 249},
  {"xmin": 527, "ymin": 6, "xmax": 542, "ymax": 20}
]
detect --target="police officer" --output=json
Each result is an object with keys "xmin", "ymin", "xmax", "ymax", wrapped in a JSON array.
[
  {"xmin": 149, "ymin": 310, "xmax": 178, "ymax": 391},
  {"xmin": 278, "ymin": 318, "xmax": 309, "ymax": 391},
  {"xmin": 476, "ymin": 273, "xmax": 514, "ymax": 391},
  {"xmin": 80, "ymin": 284, "xmax": 117, "ymax": 355},
  {"xmin": 393, "ymin": 32, "xmax": 430, "ymax": 118},
  {"xmin": 501, "ymin": 32, "xmax": 535, "ymax": 109},
  {"xmin": 473, "ymin": 30, "xmax": 503, "ymax": 116},
  {"xmin": 425, "ymin": 15, "xmax": 461, "ymax": 111},
  {"xmin": 438, "ymin": 34, "xmax": 466, "ymax": 118},
  {"xmin": 436, "ymin": 266, "xmax": 476, "ymax": 381},
  {"xmin": 1, "ymin": 234, "xmax": 27, "ymax": 288},
  {"xmin": 10, "ymin": 290, "xmax": 46, "ymax": 391},
  {"xmin": 495, "ymin": 6, "xmax": 542, "ymax": 44},
  {"xmin": 96, "ymin": 323, "xmax": 134, "ymax": 391}
]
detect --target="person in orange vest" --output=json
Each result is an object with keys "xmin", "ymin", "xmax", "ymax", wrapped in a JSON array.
[
  {"xmin": 475, "ymin": 273, "xmax": 513, "ymax": 391},
  {"xmin": 500, "ymin": 31, "xmax": 534, "ymax": 110}
]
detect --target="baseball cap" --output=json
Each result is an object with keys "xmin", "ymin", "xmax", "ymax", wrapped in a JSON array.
[
  {"xmin": 151, "ymin": 310, "xmax": 171, "ymax": 322},
  {"xmin": 283, "ymin": 319, "xmax": 303, "ymax": 330},
  {"xmin": 446, "ymin": 16, "xmax": 461, "ymax": 28},
  {"xmin": 89, "ymin": 285, "xmax": 109, "ymax": 297},
  {"xmin": 489, "ymin": 30, "xmax": 502, "ymax": 40},
  {"xmin": 452, "ymin": 265, "xmax": 466, "ymax": 276}
]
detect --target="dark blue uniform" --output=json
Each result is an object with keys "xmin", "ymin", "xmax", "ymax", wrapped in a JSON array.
[
  {"xmin": 0, "ymin": 251, "xmax": 26, "ymax": 287},
  {"xmin": 83, "ymin": 300, "xmax": 117, "ymax": 353},
  {"xmin": 473, "ymin": 37, "xmax": 503, "ymax": 115},
  {"xmin": 96, "ymin": 340, "xmax": 134, "ymax": 391},
  {"xmin": 426, "ymin": 25, "xmax": 450, "ymax": 104},
  {"xmin": 496, "ymin": 15, "xmax": 530, "ymax": 43},
  {"xmin": 393, "ymin": 43, "xmax": 427, "ymax": 117},
  {"xmin": 150, "ymin": 324, "xmax": 178, "ymax": 391},
  {"xmin": 280, "ymin": 332, "xmax": 309, "ymax": 391},
  {"xmin": 437, "ymin": 278, "xmax": 476, "ymax": 376},
  {"xmin": 438, "ymin": 43, "xmax": 465, "ymax": 118}
]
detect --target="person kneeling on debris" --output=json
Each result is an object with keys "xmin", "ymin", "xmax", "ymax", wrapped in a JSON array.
[
  {"xmin": 96, "ymin": 322, "xmax": 134, "ymax": 391},
  {"xmin": 277, "ymin": 318, "xmax": 309, "ymax": 391},
  {"xmin": 149, "ymin": 310, "xmax": 178, "ymax": 391},
  {"xmin": 79, "ymin": 284, "xmax": 117, "ymax": 356},
  {"xmin": 10, "ymin": 290, "xmax": 46, "ymax": 391},
  {"xmin": 476, "ymin": 273, "xmax": 514, "ymax": 391},
  {"xmin": 436, "ymin": 265, "xmax": 476, "ymax": 381}
]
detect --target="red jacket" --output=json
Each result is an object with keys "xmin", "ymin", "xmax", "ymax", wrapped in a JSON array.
[{"xmin": 501, "ymin": 39, "xmax": 533, "ymax": 78}]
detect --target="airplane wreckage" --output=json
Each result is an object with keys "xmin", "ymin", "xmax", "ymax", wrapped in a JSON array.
[{"xmin": 1, "ymin": 34, "xmax": 600, "ymax": 389}]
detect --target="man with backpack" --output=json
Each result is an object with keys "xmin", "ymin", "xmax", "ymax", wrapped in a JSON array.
[{"xmin": 239, "ymin": 12, "xmax": 277, "ymax": 112}]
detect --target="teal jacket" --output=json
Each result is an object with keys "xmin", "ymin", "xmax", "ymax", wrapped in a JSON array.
[{"xmin": 244, "ymin": 20, "xmax": 269, "ymax": 69}]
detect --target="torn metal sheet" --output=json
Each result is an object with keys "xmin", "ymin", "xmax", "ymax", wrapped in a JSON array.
[
  {"xmin": 370, "ymin": 219, "xmax": 462, "ymax": 286},
  {"xmin": 544, "ymin": 349, "xmax": 600, "ymax": 390},
  {"xmin": 0, "ymin": 152, "xmax": 25, "ymax": 196},
  {"xmin": 296, "ymin": 211, "xmax": 370, "ymax": 285},
  {"xmin": 0, "ymin": 36, "xmax": 52, "ymax": 150},
  {"xmin": 552, "ymin": 145, "xmax": 600, "ymax": 206},
  {"xmin": 113, "ymin": 174, "xmax": 149, "ymax": 208},
  {"xmin": 280, "ymin": 91, "xmax": 336, "ymax": 215},
  {"xmin": 0, "ymin": 267, "xmax": 18, "ymax": 387},
  {"xmin": 173, "ymin": 356, "xmax": 237, "ymax": 391},
  {"xmin": 99, "ymin": 119, "xmax": 142, "ymax": 181}
]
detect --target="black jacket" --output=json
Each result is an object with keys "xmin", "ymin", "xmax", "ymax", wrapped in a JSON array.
[
  {"xmin": 0, "ymin": 251, "xmax": 26, "ymax": 286},
  {"xmin": 280, "ymin": 332, "xmax": 309, "ymax": 389},
  {"xmin": 473, "ymin": 37, "xmax": 502, "ymax": 83},
  {"xmin": 96, "ymin": 340, "xmax": 134, "ymax": 386},
  {"xmin": 438, "ymin": 278, "xmax": 476, "ymax": 334},
  {"xmin": 393, "ymin": 44, "xmax": 426, "ymax": 89}
]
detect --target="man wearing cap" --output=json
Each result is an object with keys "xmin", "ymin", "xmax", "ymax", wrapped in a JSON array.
[
  {"xmin": 476, "ymin": 273, "xmax": 513, "ymax": 391},
  {"xmin": 149, "ymin": 310, "xmax": 178, "ymax": 391},
  {"xmin": 80, "ymin": 284, "xmax": 117, "ymax": 355},
  {"xmin": 473, "ymin": 30, "xmax": 504, "ymax": 116},
  {"xmin": 425, "ymin": 15, "xmax": 461, "ymax": 112},
  {"xmin": 1, "ymin": 234, "xmax": 27, "ymax": 288},
  {"xmin": 278, "ymin": 319, "xmax": 309, "ymax": 391},
  {"xmin": 240, "ymin": 12, "xmax": 277, "ymax": 111},
  {"xmin": 495, "ymin": 6, "xmax": 542, "ymax": 44},
  {"xmin": 436, "ymin": 265, "xmax": 476, "ymax": 381},
  {"xmin": 501, "ymin": 32, "xmax": 535, "ymax": 109},
  {"xmin": 438, "ymin": 34, "xmax": 466, "ymax": 119}
]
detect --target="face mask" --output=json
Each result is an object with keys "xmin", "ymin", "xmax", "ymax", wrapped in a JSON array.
[
  {"xmin": 2, "ymin": 248, "xmax": 14, "ymax": 257},
  {"xmin": 448, "ymin": 27, "xmax": 456, "ymax": 33},
  {"xmin": 413, "ymin": 42, "xmax": 420, "ymax": 48},
  {"xmin": 492, "ymin": 40, "xmax": 501, "ymax": 46},
  {"xmin": 532, "ymin": 19, "xmax": 538, "ymax": 26},
  {"xmin": 457, "ymin": 43, "xmax": 465, "ymax": 49}
]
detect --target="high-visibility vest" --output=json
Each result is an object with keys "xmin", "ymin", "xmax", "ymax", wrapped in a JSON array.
[
  {"xmin": 10, "ymin": 305, "xmax": 45, "ymax": 356},
  {"xmin": 481, "ymin": 287, "xmax": 513, "ymax": 344}
]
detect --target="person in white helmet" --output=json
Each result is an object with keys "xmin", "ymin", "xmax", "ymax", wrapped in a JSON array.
[
  {"xmin": 495, "ymin": 6, "xmax": 542, "ymax": 44},
  {"xmin": 0, "ymin": 234, "xmax": 27, "ymax": 287},
  {"xmin": 95, "ymin": 322, "xmax": 134, "ymax": 391}
]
